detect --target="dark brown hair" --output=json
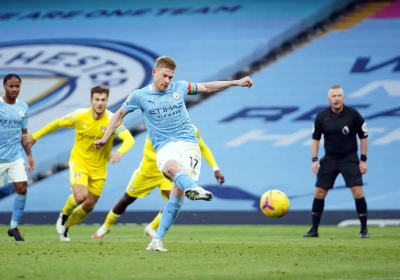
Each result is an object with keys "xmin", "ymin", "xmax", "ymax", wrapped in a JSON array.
[{"xmin": 90, "ymin": 85, "xmax": 110, "ymax": 98}]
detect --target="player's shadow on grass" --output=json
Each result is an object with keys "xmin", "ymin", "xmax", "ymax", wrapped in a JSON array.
[{"xmin": 203, "ymin": 184, "xmax": 366, "ymax": 210}]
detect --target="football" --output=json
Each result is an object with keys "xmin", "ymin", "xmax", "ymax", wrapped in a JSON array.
[{"xmin": 259, "ymin": 190, "xmax": 290, "ymax": 218}]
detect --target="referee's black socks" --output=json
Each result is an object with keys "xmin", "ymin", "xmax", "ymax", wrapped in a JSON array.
[
  {"xmin": 355, "ymin": 197, "xmax": 368, "ymax": 230},
  {"xmin": 311, "ymin": 198, "xmax": 325, "ymax": 231}
]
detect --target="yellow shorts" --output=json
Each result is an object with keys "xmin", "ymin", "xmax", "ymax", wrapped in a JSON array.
[
  {"xmin": 125, "ymin": 166, "xmax": 172, "ymax": 200},
  {"xmin": 69, "ymin": 160, "xmax": 107, "ymax": 196}
]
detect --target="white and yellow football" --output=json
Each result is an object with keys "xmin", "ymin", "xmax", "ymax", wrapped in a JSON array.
[{"xmin": 259, "ymin": 190, "xmax": 290, "ymax": 218}]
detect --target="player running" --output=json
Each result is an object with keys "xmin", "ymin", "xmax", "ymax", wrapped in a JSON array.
[
  {"xmin": 94, "ymin": 56, "xmax": 252, "ymax": 251},
  {"xmin": 0, "ymin": 73, "xmax": 35, "ymax": 241},
  {"xmin": 23, "ymin": 85, "xmax": 134, "ymax": 241},
  {"xmin": 92, "ymin": 124, "xmax": 225, "ymax": 239}
]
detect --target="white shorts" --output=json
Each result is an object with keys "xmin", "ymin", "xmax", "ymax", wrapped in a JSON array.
[
  {"xmin": 156, "ymin": 141, "xmax": 201, "ymax": 182},
  {"xmin": 0, "ymin": 158, "xmax": 28, "ymax": 187}
]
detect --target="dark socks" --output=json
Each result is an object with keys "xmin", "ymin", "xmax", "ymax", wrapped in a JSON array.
[
  {"xmin": 355, "ymin": 197, "xmax": 368, "ymax": 230},
  {"xmin": 311, "ymin": 198, "xmax": 325, "ymax": 231}
]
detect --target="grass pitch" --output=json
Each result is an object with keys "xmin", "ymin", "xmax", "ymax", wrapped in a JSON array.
[{"xmin": 0, "ymin": 225, "xmax": 399, "ymax": 280}]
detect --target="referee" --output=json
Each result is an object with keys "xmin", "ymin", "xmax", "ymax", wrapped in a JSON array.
[{"xmin": 302, "ymin": 85, "xmax": 369, "ymax": 238}]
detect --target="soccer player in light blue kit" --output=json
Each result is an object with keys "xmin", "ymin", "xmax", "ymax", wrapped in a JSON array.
[
  {"xmin": 95, "ymin": 56, "xmax": 252, "ymax": 251},
  {"xmin": 0, "ymin": 74, "xmax": 35, "ymax": 241}
]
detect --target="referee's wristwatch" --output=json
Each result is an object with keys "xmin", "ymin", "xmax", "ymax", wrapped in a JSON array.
[{"xmin": 312, "ymin": 157, "xmax": 318, "ymax": 162}]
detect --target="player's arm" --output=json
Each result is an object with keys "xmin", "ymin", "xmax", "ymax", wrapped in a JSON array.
[
  {"xmin": 196, "ymin": 128, "xmax": 225, "ymax": 184},
  {"xmin": 311, "ymin": 114, "xmax": 323, "ymax": 161},
  {"xmin": 96, "ymin": 107, "xmax": 126, "ymax": 148},
  {"xmin": 108, "ymin": 124, "xmax": 135, "ymax": 164},
  {"xmin": 193, "ymin": 76, "xmax": 253, "ymax": 94},
  {"xmin": 95, "ymin": 92, "xmax": 138, "ymax": 148},
  {"xmin": 116, "ymin": 126, "xmax": 135, "ymax": 155},
  {"xmin": 355, "ymin": 110, "xmax": 368, "ymax": 162},
  {"xmin": 21, "ymin": 128, "xmax": 35, "ymax": 172},
  {"xmin": 23, "ymin": 111, "xmax": 76, "ymax": 149},
  {"xmin": 20, "ymin": 107, "xmax": 35, "ymax": 171}
]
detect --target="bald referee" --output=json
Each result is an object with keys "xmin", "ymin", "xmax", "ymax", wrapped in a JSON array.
[{"xmin": 302, "ymin": 85, "xmax": 369, "ymax": 238}]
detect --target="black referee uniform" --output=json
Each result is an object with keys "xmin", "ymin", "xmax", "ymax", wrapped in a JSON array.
[{"xmin": 303, "ymin": 104, "xmax": 369, "ymax": 238}]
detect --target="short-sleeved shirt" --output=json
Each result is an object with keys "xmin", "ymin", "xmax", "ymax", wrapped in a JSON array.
[
  {"xmin": 0, "ymin": 97, "xmax": 29, "ymax": 163},
  {"xmin": 312, "ymin": 105, "xmax": 368, "ymax": 157},
  {"xmin": 123, "ymin": 81, "xmax": 199, "ymax": 152}
]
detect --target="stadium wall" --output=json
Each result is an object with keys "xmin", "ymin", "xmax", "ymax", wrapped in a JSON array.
[{"xmin": 3, "ymin": 0, "xmax": 400, "ymax": 226}]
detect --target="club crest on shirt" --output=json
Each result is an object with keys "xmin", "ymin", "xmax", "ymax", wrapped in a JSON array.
[
  {"xmin": 172, "ymin": 92, "xmax": 180, "ymax": 99},
  {"xmin": 18, "ymin": 111, "xmax": 24, "ymax": 117},
  {"xmin": 101, "ymin": 126, "xmax": 106, "ymax": 132}
]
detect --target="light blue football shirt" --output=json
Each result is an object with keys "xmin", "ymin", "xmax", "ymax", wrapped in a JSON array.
[
  {"xmin": 123, "ymin": 81, "xmax": 199, "ymax": 152},
  {"xmin": 0, "ymin": 97, "xmax": 29, "ymax": 163}
]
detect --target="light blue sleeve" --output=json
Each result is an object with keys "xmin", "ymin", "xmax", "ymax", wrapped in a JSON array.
[
  {"xmin": 122, "ymin": 90, "xmax": 140, "ymax": 114},
  {"xmin": 176, "ymin": 80, "xmax": 198, "ymax": 96},
  {"xmin": 22, "ymin": 105, "xmax": 28, "ymax": 129}
]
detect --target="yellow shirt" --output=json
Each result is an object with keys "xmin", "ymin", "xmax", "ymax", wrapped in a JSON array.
[
  {"xmin": 33, "ymin": 108, "xmax": 134, "ymax": 168},
  {"xmin": 141, "ymin": 124, "xmax": 218, "ymax": 174}
]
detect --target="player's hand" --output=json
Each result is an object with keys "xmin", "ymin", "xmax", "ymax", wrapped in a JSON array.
[
  {"xmin": 27, "ymin": 156, "xmax": 35, "ymax": 172},
  {"xmin": 109, "ymin": 151, "xmax": 122, "ymax": 164},
  {"xmin": 359, "ymin": 161, "xmax": 367, "ymax": 174},
  {"xmin": 311, "ymin": 161, "xmax": 319, "ymax": 174},
  {"xmin": 214, "ymin": 170, "xmax": 225, "ymax": 185},
  {"xmin": 235, "ymin": 76, "xmax": 253, "ymax": 88},
  {"xmin": 22, "ymin": 133, "xmax": 36, "ymax": 148},
  {"xmin": 94, "ymin": 138, "xmax": 107, "ymax": 149}
]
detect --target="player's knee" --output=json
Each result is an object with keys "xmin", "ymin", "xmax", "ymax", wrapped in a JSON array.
[
  {"xmin": 72, "ymin": 185, "xmax": 88, "ymax": 203},
  {"xmin": 121, "ymin": 193, "xmax": 136, "ymax": 206},
  {"xmin": 82, "ymin": 200, "xmax": 96, "ymax": 213},
  {"xmin": 13, "ymin": 182, "xmax": 27, "ymax": 194},
  {"xmin": 162, "ymin": 160, "xmax": 183, "ymax": 178},
  {"xmin": 351, "ymin": 186, "xmax": 364, "ymax": 199},
  {"xmin": 112, "ymin": 193, "xmax": 136, "ymax": 215},
  {"xmin": 314, "ymin": 187, "xmax": 328, "ymax": 199},
  {"xmin": 74, "ymin": 193, "xmax": 87, "ymax": 204}
]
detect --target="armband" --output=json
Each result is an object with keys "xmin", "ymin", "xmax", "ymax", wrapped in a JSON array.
[
  {"xmin": 360, "ymin": 154, "xmax": 367, "ymax": 162},
  {"xmin": 312, "ymin": 157, "xmax": 318, "ymax": 162}
]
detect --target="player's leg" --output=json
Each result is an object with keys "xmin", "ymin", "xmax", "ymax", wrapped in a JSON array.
[
  {"xmin": 93, "ymin": 169, "xmax": 158, "ymax": 238},
  {"xmin": 158, "ymin": 142, "xmax": 211, "ymax": 201},
  {"xmin": 57, "ymin": 161, "xmax": 89, "ymax": 237},
  {"xmin": 339, "ymin": 158, "xmax": 369, "ymax": 238},
  {"xmin": 147, "ymin": 183, "xmax": 183, "ymax": 252},
  {"xmin": 144, "ymin": 185, "xmax": 171, "ymax": 238},
  {"xmin": 6, "ymin": 158, "xmax": 28, "ymax": 241},
  {"xmin": 66, "ymin": 168, "xmax": 106, "ymax": 228},
  {"xmin": 92, "ymin": 193, "xmax": 137, "ymax": 238},
  {"xmin": 147, "ymin": 142, "xmax": 205, "ymax": 251},
  {"xmin": 303, "ymin": 156, "xmax": 339, "ymax": 237},
  {"xmin": 56, "ymin": 184, "xmax": 88, "ymax": 241},
  {"xmin": 63, "ymin": 173, "xmax": 104, "ymax": 241},
  {"xmin": 66, "ymin": 191, "xmax": 100, "ymax": 229}
]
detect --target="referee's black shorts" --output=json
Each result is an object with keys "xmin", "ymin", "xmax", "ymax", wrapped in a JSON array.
[{"xmin": 315, "ymin": 153, "xmax": 363, "ymax": 189}]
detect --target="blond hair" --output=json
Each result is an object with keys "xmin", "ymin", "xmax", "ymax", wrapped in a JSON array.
[
  {"xmin": 90, "ymin": 85, "xmax": 110, "ymax": 98},
  {"xmin": 154, "ymin": 56, "xmax": 177, "ymax": 70},
  {"xmin": 328, "ymin": 84, "xmax": 344, "ymax": 97}
]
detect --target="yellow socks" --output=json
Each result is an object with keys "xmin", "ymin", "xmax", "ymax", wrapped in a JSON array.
[
  {"xmin": 104, "ymin": 210, "xmax": 121, "ymax": 229},
  {"xmin": 66, "ymin": 205, "xmax": 89, "ymax": 228},
  {"xmin": 61, "ymin": 194, "xmax": 79, "ymax": 216},
  {"xmin": 149, "ymin": 211, "xmax": 162, "ymax": 229}
]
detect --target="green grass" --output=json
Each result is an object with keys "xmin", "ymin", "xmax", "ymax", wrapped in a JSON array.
[{"xmin": 0, "ymin": 225, "xmax": 399, "ymax": 280}]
